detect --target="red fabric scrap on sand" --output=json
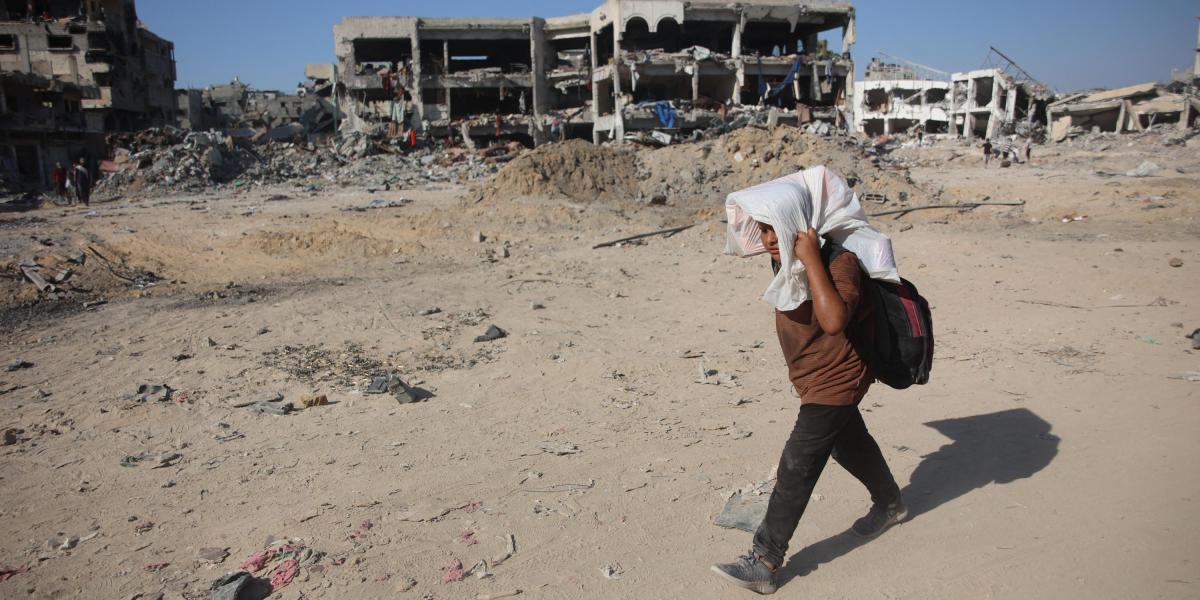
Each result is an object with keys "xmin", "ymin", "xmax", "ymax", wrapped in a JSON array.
[
  {"xmin": 462, "ymin": 501, "xmax": 482, "ymax": 513},
  {"xmin": 269, "ymin": 559, "xmax": 299, "ymax": 591},
  {"xmin": 0, "ymin": 566, "xmax": 28, "ymax": 581},
  {"xmin": 143, "ymin": 562, "xmax": 169, "ymax": 572},
  {"xmin": 458, "ymin": 530, "xmax": 477, "ymax": 546},
  {"xmin": 240, "ymin": 549, "xmax": 274, "ymax": 572},
  {"xmin": 443, "ymin": 559, "xmax": 465, "ymax": 583}
]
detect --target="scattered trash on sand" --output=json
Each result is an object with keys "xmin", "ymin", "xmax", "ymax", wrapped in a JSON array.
[
  {"xmin": 600, "ymin": 563, "xmax": 624, "ymax": 580},
  {"xmin": 714, "ymin": 479, "xmax": 776, "ymax": 532},
  {"xmin": 132, "ymin": 384, "xmax": 174, "ymax": 403},
  {"xmin": 474, "ymin": 325, "xmax": 508, "ymax": 343},
  {"xmin": 120, "ymin": 451, "xmax": 182, "ymax": 469}
]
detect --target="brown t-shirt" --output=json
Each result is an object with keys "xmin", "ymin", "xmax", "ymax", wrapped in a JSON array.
[{"xmin": 775, "ymin": 251, "xmax": 874, "ymax": 406}]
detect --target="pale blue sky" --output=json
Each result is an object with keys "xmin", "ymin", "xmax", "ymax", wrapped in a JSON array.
[{"xmin": 138, "ymin": 0, "xmax": 1198, "ymax": 93}]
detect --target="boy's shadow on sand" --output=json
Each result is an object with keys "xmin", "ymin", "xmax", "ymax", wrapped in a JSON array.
[{"xmin": 778, "ymin": 407, "xmax": 1060, "ymax": 585}]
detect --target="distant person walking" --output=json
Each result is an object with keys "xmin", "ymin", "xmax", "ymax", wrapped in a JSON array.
[
  {"xmin": 1023, "ymin": 138, "xmax": 1032, "ymax": 164},
  {"xmin": 72, "ymin": 158, "xmax": 91, "ymax": 206},
  {"xmin": 982, "ymin": 139, "xmax": 993, "ymax": 168}
]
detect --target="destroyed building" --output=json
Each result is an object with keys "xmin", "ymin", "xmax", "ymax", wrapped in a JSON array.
[
  {"xmin": 0, "ymin": 0, "xmax": 175, "ymax": 188},
  {"xmin": 0, "ymin": 72, "xmax": 98, "ymax": 189},
  {"xmin": 174, "ymin": 77, "xmax": 337, "ymax": 143},
  {"xmin": 1048, "ymin": 83, "xmax": 1200, "ymax": 142},
  {"xmin": 948, "ymin": 68, "xmax": 1051, "ymax": 140},
  {"xmin": 855, "ymin": 78, "xmax": 949, "ymax": 136},
  {"xmin": 333, "ymin": 0, "xmax": 857, "ymax": 147}
]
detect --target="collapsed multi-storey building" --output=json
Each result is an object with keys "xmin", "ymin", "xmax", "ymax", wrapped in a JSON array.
[
  {"xmin": 854, "ymin": 58, "xmax": 950, "ymax": 136},
  {"xmin": 333, "ymin": 0, "xmax": 857, "ymax": 146},
  {"xmin": 0, "ymin": 0, "xmax": 175, "ymax": 188},
  {"xmin": 175, "ymin": 77, "xmax": 336, "ymax": 141},
  {"xmin": 948, "ymin": 68, "xmax": 1051, "ymax": 139}
]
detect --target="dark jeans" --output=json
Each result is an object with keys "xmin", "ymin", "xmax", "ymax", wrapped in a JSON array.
[{"xmin": 752, "ymin": 403, "xmax": 901, "ymax": 567}]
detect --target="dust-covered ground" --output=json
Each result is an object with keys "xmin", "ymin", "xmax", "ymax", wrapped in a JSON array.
[{"xmin": 1, "ymin": 127, "xmax": 1198, "ymax": 600}]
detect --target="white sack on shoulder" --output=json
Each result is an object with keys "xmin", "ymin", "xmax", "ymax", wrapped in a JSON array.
[{"xmin": 725, "ymin": 166, "xmax": 900, "ymax": 311}]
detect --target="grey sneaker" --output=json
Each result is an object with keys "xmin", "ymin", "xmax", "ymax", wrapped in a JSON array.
[
  {"xmin": 852, "ymin": 499, "xmax": 908, "ymax": 538},
  {"xmin": 710, "ymin": 551, "xmax": 778, "ymax": 595}
]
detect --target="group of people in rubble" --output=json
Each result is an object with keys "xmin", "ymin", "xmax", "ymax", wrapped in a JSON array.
[
  {"xmin": 982, "ymin": 136, "xmax": 1033, "ymax": 167},
  {"xmin": 50, "ymin": 159, "xmax": 92, "ymax": 206}
]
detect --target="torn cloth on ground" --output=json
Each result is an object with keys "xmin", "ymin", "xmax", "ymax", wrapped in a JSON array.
[
  {"xmin": 725, "ymin": 166, "xmax": 899, "ymax": 311},
  {"xmin": 269, "ymin": 559, "xmax": 299, "ymax": 590}
]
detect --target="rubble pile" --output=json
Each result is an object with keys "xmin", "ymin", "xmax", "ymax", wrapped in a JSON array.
[
  {"xmin": 93, "ymin": 128, "xmax": 509, "ymax": 199},
  {"xmin": 481, "ymin": 140, "xmax": 641, "ymax": 202},
  {"xmin": 481, "ymin": 127, "xmax": 929, "ymax": 208}
]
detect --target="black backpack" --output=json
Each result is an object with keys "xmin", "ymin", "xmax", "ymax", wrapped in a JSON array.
[{"xmin": 822, "ymin": 243, "xmax": 934, "ymax": 389}]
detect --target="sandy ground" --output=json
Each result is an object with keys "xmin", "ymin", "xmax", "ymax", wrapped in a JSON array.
[{"xmin": 1, "ymin": 131, "xmax": 1199, "ymax": 600}]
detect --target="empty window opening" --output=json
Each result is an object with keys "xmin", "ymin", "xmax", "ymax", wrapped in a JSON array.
[
  {"xmin": 888, "ymin": 118, "xmax": 918, "ymax": 134},
  {"xmin": 623, "ymin": 18, "xmax": 733, "ymax": 54},
  {"xmin": 925, "ymin": 120, "xmax": 949, "ymax": 134},
  {"xmin": 447, "ymin": 39, "xmax": 530, "ymax": 74},
  {"xmin": 742, "ymin": 77, "xmax": 797, "ymax": 109},
  {"xmin": 974, "ymin": 77, "xmax": 994, "ymax": 106},
  {"xmin": 969, "ymin": 114, "xmax": 989, "ymax": 137},
  {"xmin": 353, "ymin": 38, "xmax": 413, "ymax": 65},
  {"xmin": 47, "ymin": 34, "xmax": 73, "ymax": 50},
  {"xmin": 865, "ymin": 88, "xmax": 888, "ymax": 111},
  {"xmin": 449, "ymin": 86, "xmax": 530, "ymax": 119},
  {"xmin": 594, "ymin": 76, "xmax": 614, "ymax": 116},
  {"xmin": 0, "ymin": 34, "xmax": 16, "ymax": 51},
  {"xmin": 862, "ymin": 118, "xmax": 885, "ymax": 137},
  {"xmin": 559, "ymin": 122, "xmax": 593, "ymax": 142},
  {"xmin": 551, "ymin": 36, "xmax": 590, "ymax": 71},
  {"xmin": 743, "ymin": 21, "xmax": 799, "ymax": 57},
  {"xmin": 925, "ymin": 88, "xmax": 948, "ymax": 104},
  {"xmin": 697, "ymin": 73, "xmax": 737, "ymax": 105},
  {"xmin": 628, "ymin": 74, "xmax": 690, "ymax": 104},
  {"xmin": 420, "ymin": 42, "xmax": 445, "ymax": 75},
  {"xmin": 594, "ymin": 24, "xmax": 614, "ymax": 65},
  {"xmin": 550, "ymin": 82, "xmax": 590, "ymax": 110}
]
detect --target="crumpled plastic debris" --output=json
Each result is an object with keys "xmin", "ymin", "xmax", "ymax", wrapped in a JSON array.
[
  {"xmin": 268, "ymin": 559, "xmax": 299, "ymax": 591},
  {"xmin": 133, "ymin": 384, "xmax": 174, "ymax": 403},
  {"xmin": 443, "ymin": 559, "xmax": 465, "ymax": 583}
]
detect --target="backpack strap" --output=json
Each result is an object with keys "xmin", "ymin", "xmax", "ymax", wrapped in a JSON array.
[{"xmin": 821, "ymin": 240, "xmax": 847, "ymax": 266}]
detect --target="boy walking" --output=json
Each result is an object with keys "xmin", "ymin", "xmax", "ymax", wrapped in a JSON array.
[{"xmin": 712, "ymin": 221, "xmax": 905, "ymax": 595}]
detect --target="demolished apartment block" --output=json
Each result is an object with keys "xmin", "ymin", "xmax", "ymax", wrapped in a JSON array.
[
  {"xmin": 333, "ymin": 0, "xmax": 857, "ymax": 146},
  {"xmin": 1047, "ymin": 82, "xmax": 1200, "ymax": 142},
  {"xmin": 0, "ymin": 0, "xmax": 175, "ymax": 187},
  {"xmin": 175, "ymin": 77, "xmax": 337, "ymax": 143},
  {"xmin": 0, "ymin": 72, "xmax": 100, "ymax": 189},
  {"xmin": 855, "ymin": 78, "xmax": 949, "ymax": 136},
  {"xmin": 948, "ymin": 68, "xmax": 1051, "ymax": 139}
]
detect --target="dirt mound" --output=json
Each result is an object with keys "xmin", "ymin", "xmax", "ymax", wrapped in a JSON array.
[
  {"xmin": 479, "ymin": 128, "xmax": 929, "ymax": 210},
  {"xmin": 637, "ymin": 127, "xmax": 929, "ymax": 208},
  {"xmin": 482, "ymin": 139, "xmax": 640, "ymax": 202}
]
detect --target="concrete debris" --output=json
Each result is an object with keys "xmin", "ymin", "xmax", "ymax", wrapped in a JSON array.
[
  {"xmin": 1050, "ymin": 82, "xmax": 1199, "ymax": 143},
  {"xmin": 93, "ymin": 128, "xmax": 503, "ymax": 200},
  {"xmin": 1125, "ymin": 161, "xmax": 1161, "ymax": 177},
  {"xmin": 474, "ymin": 325, "xmax": 508, "ymax": 343}
]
